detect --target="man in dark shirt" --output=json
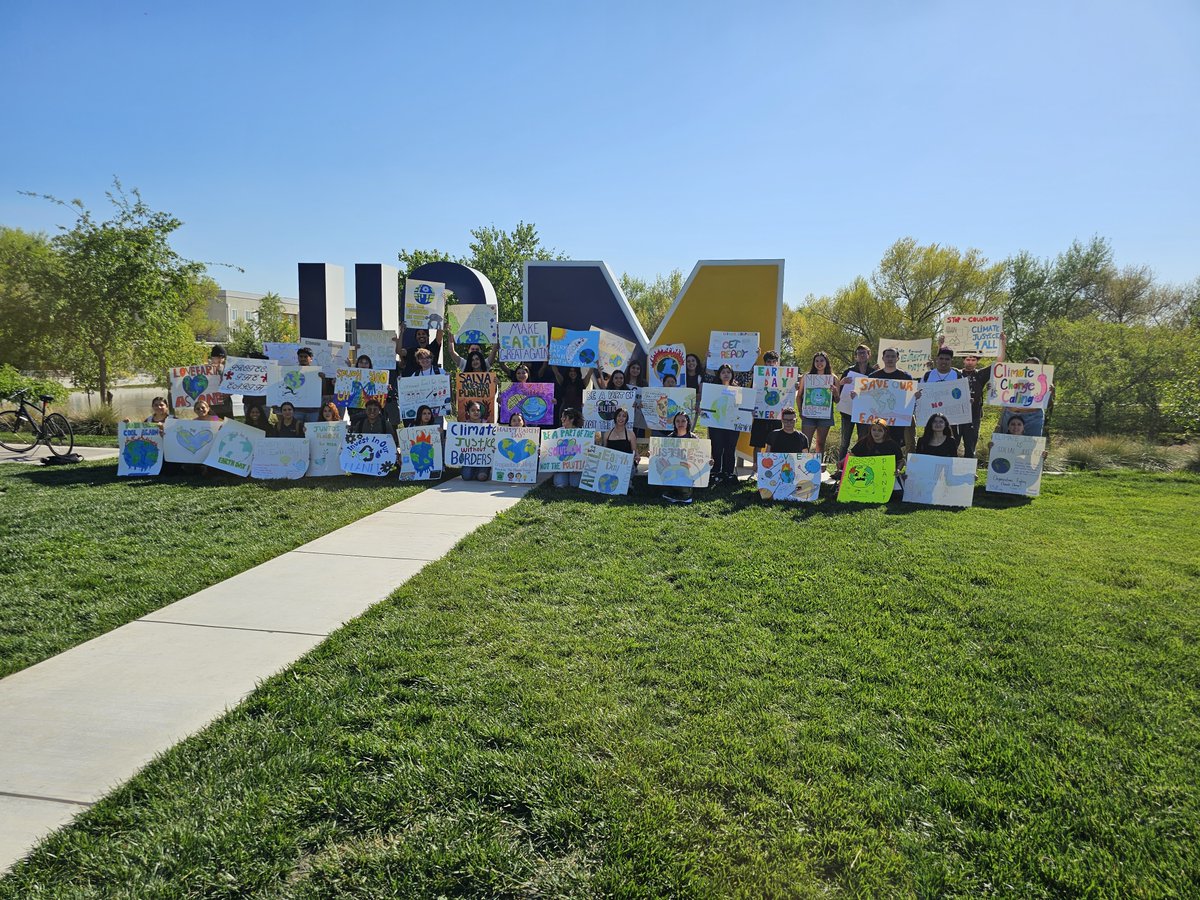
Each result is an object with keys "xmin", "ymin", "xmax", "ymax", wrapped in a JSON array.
[
  {"xmin": 764, "ymin": 409, "xmax": 810, "ymax": 454},
  {"xmin": 939, "ymin": 334, "xmax": 994, "ymax": 459},
  {"xmin": 863, "ymin": 347, "xmax": 913, "ymax": 446}
]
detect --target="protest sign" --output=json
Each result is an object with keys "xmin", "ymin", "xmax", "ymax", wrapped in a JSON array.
[
  {"xmin": 698, "ymin": 383, "xmax": 753, "ymax": 432},
  {"xmin": 263, "ymin": 342, "xmax": 300, "ymax": 364},
  {"xmin": 903, "ymin": 454, "xmax": 977, "ymax": 507},
  {"xmin": 757, "ymin": 452, "xmax": 822, "ymax": 502},
  {"xmin": 850, "ymin": 378, "xmax": 917, "ymax": 426},
  {"xmin": 446, "ymin": 422, "xmax": 496, "ymax": 468},
  {"xmin": 456, "ymin": 372, "xmax": 497, "ymax": 421},
  {"xmin": 340, "ymin": 433, "xmax": 397, "ymax": 476},
  {"xmin": 267, "ymin": 365, "xmax": 322, "ymax": 408},
  {"xmin": 986, "ymin": 362, "xmax": 1054, "ymax": 410},
  {"xmin": 498, "ymin": 321, "xmax": 549, "ymax": 362},
  {"xmin": 639, "ymin": 387, "xmax": 697, "ymax": 431},
  {"xmin": 206, "ymin": 419, "xmax": 258, "ymax": 477},
  {"xmin": 404, "ymin": 279, "xmax": 446, "ymax": 330},
  {"xmin": 589, "ymin": 327, "xmax": 635, "ymax": 374},
  {"xmin": 251, "ymin": 438, "xmax": 309, "ymax": 480},
  {"xmin": 447, "ymin": 304, "xmax": 497, "ymax": 346},
  {"xmin": 298, "ymin": 338, "xmax": 351, "ymax": 377},
  {"xmin": 707, "ymin": 331, "xmax": 759, "ymax": 372},
  {"xmin": 648, "ymin": 437, "xmax": 712, "ymax": 488},
  {"xmin": 754, "ymin": 365, "xmax": 800, "ymax": 419},
  {"xmin": 582, "ymin": 388, "xmax": 638, "ymax": 431},
  {"xmin": 944, "ymin": 314, "xmax": 1002, "ymax": 356},
  {"xmin": 648, "ymin": 344, "xmax": 686, "ymax": 386},
  {"xmin": 799, "ymin": 374, "xmax": 835, "ymax": 420},
  {"xmin": 397, "ymin": 373, "xmax": 452, "ymax": 420},
  {"xmin": 986, "ymin": 434, "xmax": 1046, "ymax": 496},
  {"xmin": 168, "ymin": 363, "xmax": 224, "ymax": 411},
  {"xmin": 117, "ymin": 422, "xmax": 164, "ymax": 476},
  {"xmin": 914, "ymin": 379, "xmax": 973, "ymax": 425},
  {"xmin": 877, "ymin": 338, "xmax": 932, "ymax": 376},
  {"xmin": 538, "ymin": 427, "xmax": 595, "ymax": 473},
  {"xmin": 335, "ymin": 367, "xmax": 390, "ymax": 409},
  {"xmin": 220, "ymin": 357, "xmax": 273, "ymax": 395},
  {"xmin": 353, "ymin": 329, "xmax": 398, "ymax": 369},
  {"xmin": 837, "ymin": 455, "xmax": 896, "ymax": 503},
  {"xmin": 498, "ymin": 381, "xmax": 555, "ymax": 425},
  {"xmin": 397, "ymin": 425, "xmax": 443, "ymax": 481},
  {"xmin": 548, "ymin": 328, "xmax": 600, "ymax": 367},
  {"xmin": 837, "ymin": 374, "xmax": 868, "ymax": 416},
  {"xmin": 307, "ymin": 421, "xmax": 346, "ymax": 477},
  {"xmin": 163, "ymin": 417, "xmax": 221, "ymax": 463},
  {"xmin": 579, "ymin": 444, "xmax": 633, "ymax": 496},
  {"xmin": 491, "ymin": 425, "xmax": 540, "ymax": 483}
]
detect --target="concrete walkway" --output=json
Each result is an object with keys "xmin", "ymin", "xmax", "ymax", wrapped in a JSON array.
[
  {"xmin": 0, "ymin": 445, "xmax": 118, "ymax": 464},
  {"xmin": 0, "ymin": 478, "xmax": 533, "ymax": 872}
]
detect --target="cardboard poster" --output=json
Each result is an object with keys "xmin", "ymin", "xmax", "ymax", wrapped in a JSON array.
[
  {"xmin": 538, "ymin": 427, "xmax": 596, "ymax": 473},
  {"xmin": 340, "ymin": 433, "xmax": 397, "ymax": 476},
  {"xmin": 267, "ymin": 365, "xmax": 323, "ymax": 408},
  {"xmin": 163, "ymin": 417, "xmax": 221, "ymax": 464},
  {"xmin": 751, "ymin": 365, "xmax": 799, "ymax": 419},
  {"xmin": 757, "ymin": 452, "xmax": 822, "ymax": 502},
  {"xmin": 446, "ymin": 422, "xmax": 496, "ymax": 468},
  {"xmin": 335, "ymin": 368, "xmax": 390, "ymax": 410},
  {"xmin": 799, "ymin": 374, "xmax": 835, "ymax": 420},
  {"xmin": 498, "ymin": 381, "xmax": 555, "ymax": 426},
  {"xmin": 914, "ymin": 379, "xmax": 973, "ymax": 426},
  {"xmin": 220, "ymin": 357, "xmax": 273, "ymax": 395},
  {"xmin": 877, "ymin": 338, "xmax": 932, "ymax": 376},
  {"xmin": 639, "ymin": 387, "xmax": 697, "ymax": 432},
  {"xmin": 986, "ymin": 434, "xmax": 1046, "ymax": 497},
  {"xmin": 707, "ymin": 331, "xmax": 760, "ymax": 372},
  {"xmin": 582, "ymin": 388, "xmax": 639, "ymax": 431},
  {"xmin": 298, "ymin": 338, "xmax": 351, "ymax": 377},
  {"xmin": 698, "ymin": 383, "xmax": 754, "ymax": 432},
  {"xmin": 397, "ymin": 425, "xmax": 443, "ymax": 481},
  {"xmin": 498, "ymin": 321, "xmax": 548, "ymax": 362},
  {"xmin": 117, "ymin": 422, "xmax": 164, "ymax": 477},
  {"xmin": 263, "ymin": 342, "xmax": 301, "ymax": 364},
  {"xmin": 456, "ymin": 372, "xmax": 497, "ymax": 421},
  {"xmin": 548, "ymin": 328, "xmax": 600, "ymax": 368},
  {"xmin": 206, "ymin": 419, "xmax": 258, "ymax": 477},
  {"xmin": 903, "ymin": 454, "xmax": 977, "ymax": 507},
  {"xmin": 447, "ymin": 304, "xmax": 497, "ymax": 346},
  {"xmin": 837, "ymin": 455, "xmax": 896, "ymax": 503},
  {"xmin": 836, "ymin": 374, "xmax": 868, "ymax": 416},
  {"xmin": 579, "ymin": 444, "xmax": 633, "ymax": 496},
  {"xmin": 944, "ymin": 314, "xmax": 1003, "ymax": 356},
  {"xmin": 589, "ymin": 327, "xmax": 635, "ymax": 374},
  {"xmin": 397, "ymin": 373, "xmax": 452, "ymax": 420},
  {"xmin": 491, "ymin": 425, "xmax": 540, "ymax": 484},
  {"xmin": 307, "ymin": 421, "xmax": 346, "ymax": 477},
  {"xmin": 648, "ymin": 437, "xmax": 712, "ymax": 488},
  {"xmin": 251, "ymin": 438, "xmax": 309, "ymax": 480},
  {"xmin": 986, "ymin": 362, "xmax": 1054, "ymax": 410},
  {"xmin": 404, "ymin": 279, "xmax": 446, "ymax": 330},
  {"xmin": 850, "ymin": 378, "xmax": 917, "ymax": 426},
  {"xmin": 354, "ymin": 329, "xmax": 398, "ymax": 369},
  {"xmin": 648, "ymin": 344, "xmax": 686, "ymax": 387},
  {"xmin": 168, "ymin": 363, "xmax": 224, "ymax": 412}
]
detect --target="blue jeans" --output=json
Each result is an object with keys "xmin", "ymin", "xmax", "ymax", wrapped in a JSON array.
[
  {"xmin": 553, "ymin": 471, "xmax": 581, "ymax": 488},
  {"xmin": 999, "ymin": 408, "xmax": 1045, "ymax": 437}
]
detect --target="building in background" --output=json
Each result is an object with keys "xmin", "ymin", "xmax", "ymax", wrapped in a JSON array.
[{"xmin": 208, "ymin": 290, "xmax": 356, "ymax": 343}]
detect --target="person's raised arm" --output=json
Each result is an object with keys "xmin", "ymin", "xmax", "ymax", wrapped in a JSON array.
[
  {"xmin": 550, "ymin": 365, "xmax": 565, "ymax": 385},
  {"xmin": 996, "ymin": 332, "xmax": 1007, "ymax": 363}
]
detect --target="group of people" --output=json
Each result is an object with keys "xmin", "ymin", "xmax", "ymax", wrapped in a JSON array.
[{"xmin": 151, "ymin": 327, "xmax": 1050, "ymax": 501}]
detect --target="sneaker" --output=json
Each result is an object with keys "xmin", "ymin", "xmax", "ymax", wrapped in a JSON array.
[
  {"xmin": 662, "ymin": 493, "xmax": 677, "ymax": 503},
  {"xmin": 682, "ymin": 496, "xmax": 693, "ymax": 504}
]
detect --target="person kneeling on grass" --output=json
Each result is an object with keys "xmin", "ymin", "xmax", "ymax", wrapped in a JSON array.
[
  {"xmin": 459, "ymin": 400, "xmax": 491, "ymax": 482},
  {"xmin": 351, "ymin": 399, "xmax": 393, "ymax": 442},
  {"xmin": 845, "ymin": 418, "xmax": 906, "ymax": 497},
  {"xmin": 552, "ymin": 407, "xmax": 587, "ymax": 489},
  {"xmin": 988, "ymin": 414, "xmax": 1049, "ymax": 464},
  {"xmin": 661, "ymin": 411, "xmax": 700, "ymax": 505}
]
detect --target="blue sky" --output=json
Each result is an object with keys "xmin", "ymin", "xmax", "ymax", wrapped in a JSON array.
[{"xmin": 2, "ymin": 1, "xmax": 1197, "ymax": 307}]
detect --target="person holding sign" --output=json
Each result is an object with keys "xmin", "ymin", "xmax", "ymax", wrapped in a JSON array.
[
  {"xmin": 943, "ymin": 333, "xmax": 995, "ymax": 459},
  {"xmin": 350, "ymin": 398, "xmax": 394, "ymax": 443},
  {"xmin": 395, "ymin": 322, "xmax": 442, "ymax": 376},
  {"xmin": 765, "ymin": 409, "xmax": 810, "ymax": 454},
  {"xmin": 599, "ymin": 407, "xmax": 639, "ymax": 479},
  {"xmin": 551, "ymin": 408, "xmax": 587, "ymax": 489},
  {"xmin": 997, "ymin": 351, "xmax": 1054, "ymax": 439},
  {"xmin": 272, "ymin": 402, "xmax": 306, "ymax": 439},
  {"xmin": 661, "ymin": 412, "xmax": 701, "ymax": 505},
  {"xmin": 989, "ymin": 414, "xmax": 1048, "ymax": 462},
  {"xmin": 292, "ymin": 346, "xmax": 324, "ymax": 424},
  {"xmin": 550, "ymin": 366, "xmax": 594, "ymax": 422},
  {"xmin": 448, "ymin": 333, "xmax": 496, "ymax": 372},
  {"xmin": 459, "ymin": 401, "xmax": 492, "ymax": 482},
  {"xmin": 856, "ymin": 347, "xmax": 913, "ymax": 445},
  {"xmin": 706, "ymin": 364, "xmax": 740, "ymax": 483},
  {"xmin": 748, "ymin": 350, "xmax": 784, "ymax": 469},
  {"xmin": 800, "ymin": 351, "xmax": 839, "ymax": 456},
  {"xmin": 685, "ymin": 353, "xmax": 704, "ymax": 390},
  {"xmin": 914, "ymin": 414, "xmax": 960, "ymax": 457},
  {"xmin": 837, "ymin": 344, "xmax": 875, "ymax": 465},
  {"xmin": 206, "ymin": 346, "xmax": 234, "ymax": 419},
  {"xmin": 846, "ymin": 418, "xmax": 905, "ymax": 495}
]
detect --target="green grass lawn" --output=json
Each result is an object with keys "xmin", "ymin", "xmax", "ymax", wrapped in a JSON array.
[
  {"xmin": 0, "ymin": 460, "xmax": 422, "ymax": 678},
  {"xmin": 3, "ymin": 471, "xmax": 1198, "ymax": 897}
]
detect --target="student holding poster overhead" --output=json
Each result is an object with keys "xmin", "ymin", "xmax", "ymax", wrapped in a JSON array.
[
  {"xmin": 800, "ymin": 351, "xmax": 839, "ymax": 456},
  {"xmin": 550, "ymin": 366, "xmax": 594, "ymax": 421},
  {"xmin": 706, "ymin": 364, "xmax": 740, "ymax": 483},
  {"xmin": 837, "ymin": 344, "xmax": 875, "ymax": 466}
]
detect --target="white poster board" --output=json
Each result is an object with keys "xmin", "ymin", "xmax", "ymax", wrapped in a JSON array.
[
  {"xmin": 334, "ymin": 368, "xmax": 390, "ymax": 409},
  {"xmin": 397, "ymin": 425, "xmax": 444, "ymax": 481},
  {"xmin": 836, "ymin": 374, "xmax": 869, "ymax": 416},
  {"xmin": 757, "ymin": 452, "xmax": 822, "ymax": 502},
  {"xmin": 648, "ymin": 437, "xmax": 712, "ymax": 488},
  {"xmin": 298, "ymin": 338, "xmax": 351, "ymax": 377},
  {"xmin": 647, "ymin": 344, "xmax": 686, "ymax": 387},
  {"xmin": 914, "ymin": 379, "xmax": 973, "ymax": 426},
  {"xmin": 903, "ymin": 454, "xmax": 977, "ymax": 507},
  {"xmin": 491, "ymin": 425, "xmax": 541, "ymax": 484},
  {"xmin": 497, "ymin": 321, "xmax": 548, "ymax": 362},
  {"xmin": 163, "ymin": 417, "xmax": 221, "ymax": 464},
  {"xmin": 582, "ymin": 389, "xmax": 639, "ymax": 431},
  {"xmin": 397, "ymin": 373, "xmax": 453, "ymax": 420},
  {"xmin": 447, "ymin": 304, "xmax": 498, "ymax": 345},
  {"xmin": 267, "ymin": 366, "xmax": 323, "ymax": 408},
  {"xmin": 850, "ymin": 378, "xmax": 917, "ymax": 426},
  {"xmin": 579, "ymin": 444, "xmax": 633, "ymax": 496},
  {"xmin": 877, "ymin": 338, "xmax": 932, "ymax": 376},
  {"xmin": 117, "ymin": 422, "xmax": 164, "ymax": 476},
  {"xmin": 944, "ymin": 314, "xmax": 1002, "ymax": 356},
  {"xmin": 986, "ymin": 434, "xmax": 1046, "ymax": 497},
  {"xmin": 707, "ymin": 331, "xmax": 759, "ymax": 372},
  {"xmin": 404, "ymin": 279, "xmax": 446, "ymax": 330},
  {"xmin": 589, "ymin": 327, "xmax": 636, "ymax": 375},
  {"xmin": 538, "ymin": 428, "xmax": 595, "ymax": 473},
  {"xmin": 354, "ymin": 329, "xmax": 398, "ymax": 369},
  {"xmin": 698, "ymin": 384, "xmax": 753, "ymax": 432},
  {"xmin": 206, "ymin": 419, "xmax": 258, "ymax": 477},
  {"xmin": 754, "ymin": 366, "xmax": 801, "ymax": 419},
  {"xmin": 307, "ymin": 421, "xmax": 346, "ymax": 477},
  {"xmin": 445, "ymin": 422, "xmax": 496, "ymax": 468},
  {"xmin": 639, "ymin": 387, "xmax": 697, "ymax": 432},
  {"xmin": 251, "ymin": 438, "xmax": 309, "ymax": 480},
  {"xmin": 986, "ymin": 362, "xmax": 1055, "ymax": 410},
  {"xmin": 798, "ymin": 374, "xmax": 835, "ymax": 420},
  {"xmin": 340, "ymin": 433, "xmax": 397, "ymax": 476},
  {"xmin": 220, "ymin": 357, "xmax": 274, "ymax": 395}
]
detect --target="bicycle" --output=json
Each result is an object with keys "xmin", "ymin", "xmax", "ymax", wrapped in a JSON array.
[{"xmin": 0, "ymin": 388, "xmax": 75, "ymax": 456}]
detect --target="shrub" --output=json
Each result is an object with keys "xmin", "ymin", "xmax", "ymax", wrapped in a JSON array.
[
  {"xmin": 1053, "ymin": 436, "xmax": 1179, "ymax": 472},
  {"xmin": 1184, "ymin": 445, "xmax": 1200, "ymax": 475},
  {"xmin": 0, "ymin": 365, "xmax": 67, "ymax": 404},
  {"xmin": 70, "ymin": 405, "xmax": 122, "ymax": 435}
]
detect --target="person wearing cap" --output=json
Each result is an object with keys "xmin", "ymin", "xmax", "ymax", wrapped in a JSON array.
[{"xmin": 207, "ymin": 345, "xmax": 234, "ymax": 419}]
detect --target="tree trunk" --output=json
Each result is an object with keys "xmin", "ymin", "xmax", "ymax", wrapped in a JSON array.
[{"xmin": 97, "ymin": 352, "xmax": 109, "ymax": 408}]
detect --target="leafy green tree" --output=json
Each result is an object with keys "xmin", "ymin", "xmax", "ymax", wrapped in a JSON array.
[
  {"xmin": 0, "ymin": 226, "xmax": 57, "ymax": 371},
  {"xmin": 621, "ymin": 269, "xmax": 683, "ymax": 337},
  {"xmin": 21, "ymin": 180, "xmax": 210, "ymax": 403},
  {"xmin": 872, "ymin": 237, "xmax": 1006, "ymax": 334}
]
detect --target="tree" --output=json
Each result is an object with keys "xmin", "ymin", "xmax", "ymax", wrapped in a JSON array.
[
  {"xmin": 871, "ymin": 237, "xmax": 1006, "ymax": 335},
  {"xmin": 621, "ymin": 269, "xmax": 683, "ymax": 337},
  {"xmin": 225, "ymin": 291, "xmax": 297, "ymax": 356},
  {"xmin": 0, "ymin": 226, "xmax": 57, "ymax": 371},
  {"xmin": 181, "ymin": 274, "xmax": 223, "ymax": 342}
]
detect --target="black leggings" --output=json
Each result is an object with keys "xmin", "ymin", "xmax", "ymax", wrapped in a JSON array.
[{"xmin": 709, "ymin": 428, "xmax": 738, "ymax": 476}]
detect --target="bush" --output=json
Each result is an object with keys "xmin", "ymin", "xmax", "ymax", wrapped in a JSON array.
[
  {"xmin": 0, "ymin": 364, "xmax": 67, "ymax": 404},
  {"xmin": 70, "ymin": 405, "xmax": 122, "ymax": 435},
  {"xmin": 1053, "ymin": 436, "xmax": 1180, "ymax": 472},
  {"xmin": 1184, "ymin": 445, "xmax": 1200, "ymax": 475}
]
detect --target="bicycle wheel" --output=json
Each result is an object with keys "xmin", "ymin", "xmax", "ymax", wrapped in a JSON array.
[
  {"xmin": 43, "ymin": 412, "xmax": 75, "ymax": 456},
  {"xmin": 0, "ymin": 409, "xmax": 36, "ymax": 452}
]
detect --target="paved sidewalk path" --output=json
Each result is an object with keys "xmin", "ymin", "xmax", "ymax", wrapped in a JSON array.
[
  {"xmin": 0, "ymin": 478, "xmax": 533, "ymax": 872},
  {"xmin": 0, "ymin": 446, "xmax": 118, "ymax": 464}
]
